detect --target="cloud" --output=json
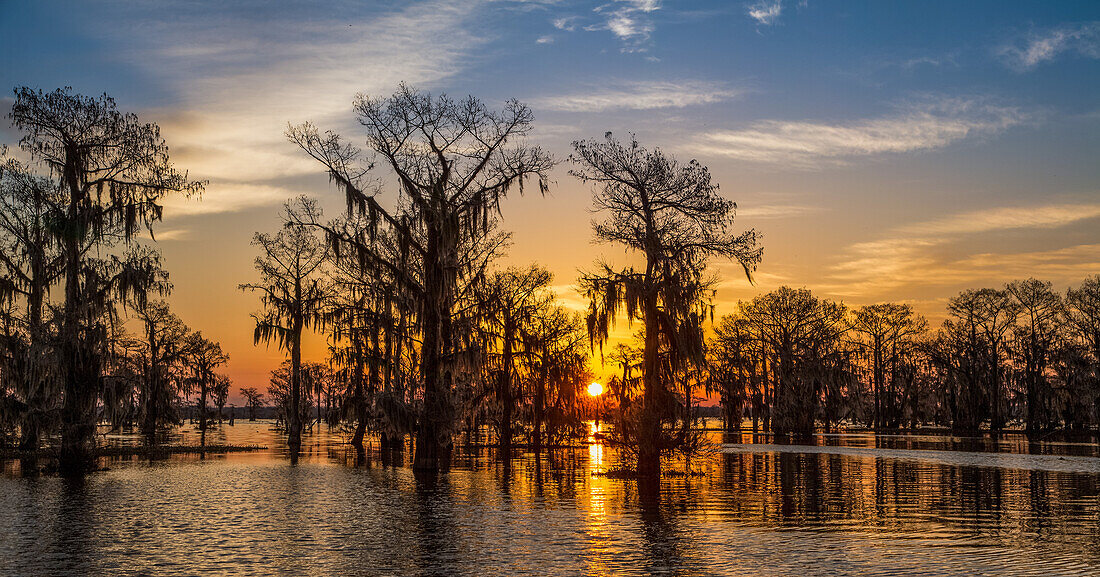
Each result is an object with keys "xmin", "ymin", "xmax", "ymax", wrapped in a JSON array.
[
  {"xmin": 536, "ymin": 35, "xmax": 554, "ymax": 44},
  {"xmin": 747, "ymin": 0, "xmax": 782, "ymax": 26},
  {"xmin": 135, "ymin": 227, "xmax": 191, "ymax": 242},
  {"xmin": 549, "ymin": 283, "xmax": 590, "ymax": 312},
  {"xmin": 160, "ymin": 182, "xmax": 307, "ymax": 217},
  {"xmin": 110, "ymin": 1, "xmax": 487, "ymax": 215},
  {"xmin": 531, "ymin": 80, "xmax": 742, "ymax": 112},
  {"xmin": 588, "ymin": 0, "xmax": 662, "ymax": 52},
  {"xmin": 899, "ymin": 203, "xmax": 1100, "ymax": 236},
  {"xmin": 553, "ymin": 16, "xmax": 577, "ymax": 31},
  {"xmin": 735, "ymin": 203, "xmax": 822, "ymax": 219},
  {"xmin": 999, "ymin": 22, "xmax": 1100, "ymax": 71},
  {"xmin": 823, "ymin": 203, "xmax": 1100, "ymax": 297},
  {"xmin": 696, "ymin": 97, "xmax": 1027, "ymax": 166}
]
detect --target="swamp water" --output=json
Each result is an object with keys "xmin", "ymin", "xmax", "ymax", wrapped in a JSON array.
[{"xmin": 2, "ymin": 422, "xmax": 1099, "ymax": 576}]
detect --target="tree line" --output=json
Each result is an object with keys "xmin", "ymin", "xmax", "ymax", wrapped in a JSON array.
[
  {"xmin": 5, "ymin": 84, "xmax": 1096, "ymax": 480},
  {"xmin": 706, "ymin": 280, "xmax": 1100, "ymax": 438}
]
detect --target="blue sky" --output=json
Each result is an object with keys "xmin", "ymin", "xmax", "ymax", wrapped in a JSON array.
[{"xmin": 3, "ymin": 0, "xmax": 1100, "ymax": 385}]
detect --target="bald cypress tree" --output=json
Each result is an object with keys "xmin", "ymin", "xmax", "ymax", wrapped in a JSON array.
[
  {"xmin": 288, "ymin": 84, "xmax": 552, "ymax": 470},
  {"xmin": 571, "ymin": 133, "xmax": 760, "ymax": 478},
  {"xmin": 240, "ymin": 197, "xmax": 329, "ymax": 452},
  {"xmin": 8, "ymin": 87, "xmax": 202, "ymax": 473}
]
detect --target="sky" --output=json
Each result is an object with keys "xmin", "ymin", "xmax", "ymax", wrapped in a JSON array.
[{"xmin": 2, "ymin": 0, "xmax": 1100, "ymax": 400}]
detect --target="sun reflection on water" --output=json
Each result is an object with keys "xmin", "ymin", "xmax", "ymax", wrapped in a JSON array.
[
  {"xmin": 584, "ymin": 420, "xmax": 614, "ymax": 576},
  {"xmin": 3, "ymin": 422, "xmax": 1100, "ymax": 575}
]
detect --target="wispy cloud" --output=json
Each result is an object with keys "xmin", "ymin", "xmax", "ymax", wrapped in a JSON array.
[
  {"xmin": 899, "ymin": 203, "xmax": 1100, "ymax": 236},
  {"xmin": 160, "ymin": 183, "xmax": 304, "ymax": 217},
  {"xmin": 696, "ymin": 97, "xmax": 1027, "ymax": 166},
  {"xmin": 532, "ymin": 80, "xmax": 742, "ymax": 112},
  {"xmin": 824, "ymin": 203, "xmax": 1100, "ymax": 297},
  {"xmin": 110, "ymin": 1, "xmax": 487, "ymax": 216},
  {"xmin": 736, "ymin": 203, "xmax": 822, "ymax": 219},
  {"xmin": 999, "ymin": 22, "xmax": 1100, "ymax": 71},
  {"xmin": 588, "ymin": 0, "xmax": 662, "ymax": 52},
  {"xmin": 747, "ymin": 0, "xmax": 782, "ymax": 26},
  {"xmin": 553, "ymin": 16, "xmax": 578, "ymax": 31},
  {"xmin": 135, "ymin": 227, "xmax": 191, "ymax": 242}
]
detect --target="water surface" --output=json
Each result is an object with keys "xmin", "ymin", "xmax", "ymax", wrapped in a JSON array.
[{"xmin": 2, "ymin": 422, "xmax": 1099, "ymax": 576}]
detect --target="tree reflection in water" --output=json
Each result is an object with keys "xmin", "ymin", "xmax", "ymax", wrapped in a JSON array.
[{"xmin": 1, "ymin": 421, "xmax": 1099, "ymax": 576}]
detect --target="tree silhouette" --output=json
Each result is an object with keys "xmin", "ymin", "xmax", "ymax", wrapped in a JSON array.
[
  {"xmin": 737, "ymin": 287, "xmax": 849, "ymax": 436},
  {"xmin": 288, "ymin": 84, "xmax": 552, "ymax": 470},
  {"xmin": 479, "ymin": 265, "xmax": 553, "ymax": 453},
  {"xmin": 182, "ymin": 332, "xmax": 229, "ymax": 445},
  {"xmin": 572, "ymin": 133, "xmax": 760, "ymax": 477},
  {"xmin": 133, "ymin": 300, "xmax": 192, "ymax": 436},
  {"xmin": 8, "ymin": 87, "xmax": 202, "ymax": 473},
  {"xmin": 240, "ymin": 197, "xmax": 329, "ymax": 452},
  {"xmin": 1006, "ymin": 279, "xmax": 1063, "ymax": 435},
  {"xmin": 850, "ymin": 303, "xmax": 927, "ymax": 429},
  {"xmin": 0, "ymin": 156, "xmax": 66, "ymax": 450},
  {"xmin": 239, "ymin": 387, "xmax": 265, "ymax": 421}
]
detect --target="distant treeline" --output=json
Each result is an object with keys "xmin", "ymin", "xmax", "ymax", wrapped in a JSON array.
[{"xmin": 706, "ymin": 280, "xmax": 1100, "ymax": 437}]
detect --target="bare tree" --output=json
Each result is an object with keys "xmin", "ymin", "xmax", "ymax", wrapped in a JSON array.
[
  {"xmin": 239, "ymin": 387, "xmax": 265, "ymax": 421},
  {"xmin": 133, "ymin": 300, "xmax": 192, "ymax": 437},
  {"xmin": 946, "ymin": 288, "xmax": 1017, "ymax": 432},
  {"xmin": 523, "ymin": 301, "xmax": 588, "ymax": 451},
  {"xmin": 1067, "ymin": 276, "xmax": 1100, "ymax": 363},
  {"xmin": 1062, "ymin": 277, "xmax": 1100, "ymax": 432},
  {"xmin": 709, "ymin": 314, "xmax": 759, "ymax": 433},
  {"xmin": 182, "ymin": 332, "xmax": 229, "ymax": 445},
  {"xmin": 240, "ymin": 197, "xmax": 329, "ymax": 452},
  {"xmin": 737, "ymin": 287, "xmax": 849, "ymax": 436},
  {"xmin": 288, "ymin": 84, "xmax": 552, "ymax": 470},
  {"xmin": 572, "ymin": 133, "xmax": 761, "ymax": 477}
]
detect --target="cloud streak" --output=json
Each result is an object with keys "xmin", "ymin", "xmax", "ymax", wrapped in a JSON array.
[
  {"xmin": 531, "ymin": 80, "xmax": 742, "ymax": 112},
  {"xmin": 588, "ymin": 0, "xmax": 662, "ymax": 52},
  {"xmin": 111, "ymin": 1, "xmax": 487, "ymax": 216},
  {"xmin": 696, "ymin": 97, "xmax": 1026, "ymax": 166}
]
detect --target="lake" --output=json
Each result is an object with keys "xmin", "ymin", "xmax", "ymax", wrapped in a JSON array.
[{"xmin": 2, "ymin": 422, "xmax": 1099, "ymax": 576}]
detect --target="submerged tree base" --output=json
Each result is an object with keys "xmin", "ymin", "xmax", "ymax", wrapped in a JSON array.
[{"xmin": 1, "ymin": 444, "xmax": 267, "ymax": 461}]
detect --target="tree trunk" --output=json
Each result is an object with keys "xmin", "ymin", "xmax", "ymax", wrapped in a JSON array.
[
  {"xmin": 873, "ymin": 338, "xmax": 882, "ymax": 429},
  {"xmin": 415, "ymin": 227, "xmax": 451, "ymax": 470},
  {"xmin": 19, "ymin": 271, "xmax": 47, "ymax": 452},
  {"xmin": 990, "ymin": 343, "xmax": 1003, "ymax": 432},
  {"xmin": 637, "ymin": 294, "xmax": 662, "ymax": 479},
  {"xmin": 59, "ymin": 187, "xmax": 97, "ymax": 474},
  {"xmin": 142, "ymin": 323, "xmax": 160, "ymax": 437},
  {"xmin": 498, "ymin": 315, "xmax": 514, "ymax": 455},
  {"xmin": 287, "ymin": 273, "xmax": 304, "ymax": 452},
  {"xmin": 533, "ymin": 367, "xmax": 546, "ymax": 452}
]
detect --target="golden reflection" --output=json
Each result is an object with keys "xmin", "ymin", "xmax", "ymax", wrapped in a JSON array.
[
  {"xmin": 588, "ymin": 435, "xmax": 604, "ymax": 468},
  {"xmin": 584, "ymin": 418, "xmax": 613, "ymax": 576}
]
